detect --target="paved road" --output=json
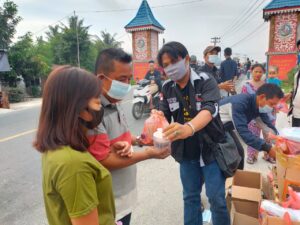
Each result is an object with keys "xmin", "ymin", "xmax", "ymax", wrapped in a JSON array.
[{"xmin": 0, "ymin": 75, "xmax": 287, "ymax": 225}]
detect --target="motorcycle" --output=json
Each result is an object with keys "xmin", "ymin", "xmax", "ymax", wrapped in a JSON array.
[{"xmin": 132, "ymin": 79, "xmax": 160, "ymax": 120}]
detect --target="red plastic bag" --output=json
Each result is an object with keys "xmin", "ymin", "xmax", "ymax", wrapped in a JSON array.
[
  {"xmin": 140, "ymin": 111, "xmax": 169, "ymax": 145},
  {"xmin": 282, "ymin": 187, "xmax": 300, "ymax": 210},
  {"xmin": 268, "ymin": 132, "xmax": 300, "ymax": 155}
]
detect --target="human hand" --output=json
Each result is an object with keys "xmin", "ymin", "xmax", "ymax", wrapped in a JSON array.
[
  {"xmin": 283, "ymin": 93, "xmax": 292, "ymax": 101},
  {"xmin": 151, "ymin": 109, "xmax": 165, "ymax": 117},
  {"xmin": 268, "ymin": 146, "xmax": 277, "ymax": 159},
  {"xmin": 151, "ymin": 80, "xmax": 155, "ymax": 84},
  {"xmin": 163, "ymin": 122, "xmax": 193, "ymax": 142},
  {"xmin": 219, "ymin": 81, "xmax": 235, "ymax": 92},
  {"xmin": 146, "ymin": 146, "xmax": 170, "ymax": 159},
  {"xmin": 112, "ymin": 141, "xmax": 133, "ymax": 157}
]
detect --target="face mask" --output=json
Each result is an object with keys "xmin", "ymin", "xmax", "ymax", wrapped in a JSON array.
[
  {"xmin": 103, "ymin": 75, "xmax": 131, "ymax": 100},
  {"xmin": 81, "ymin": 107, "xmax": 104, "ymax": 129},
  {"xmin": 164, "ymin": 59, "xmax": 188, "ymax": 81},
  {"xmin": 259, "ymin": 105, "xmax": 273, "ymax": 113},
  {"xmin": 208, "ymin": 55, "xmax": 221, "ymax": 66}
]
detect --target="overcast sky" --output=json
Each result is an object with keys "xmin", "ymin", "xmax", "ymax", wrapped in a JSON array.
[{"xmin": 13, "ymin": 0, "xmax": 271, "ymax": 62}]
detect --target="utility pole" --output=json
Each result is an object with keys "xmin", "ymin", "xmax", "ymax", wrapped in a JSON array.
[
  {"xmin": 74, "ymin": 11, "xmax": 80, "ymax": 68},
  {"xmin": 211, "ymin": 37, "xmax": 220, "ymax": 46}
]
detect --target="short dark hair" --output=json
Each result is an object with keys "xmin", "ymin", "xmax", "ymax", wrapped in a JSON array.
[
  {"xmin": 34, "ymin": 66, "xmax": 102, "ymax": 153},
  {"xmin": 297, "ymin": 40, "xmax": 300, "ymax": 48},
  {"xmin": 251, "ymin": 63, "xmax": 265, "ymax": 73},
  {"xmin": 257, "ymin": 83, "xmax": 284, "ymax": 99},
  {"xmin": 224, "ymin": 47, "xmax": 232, "ymax": 56},
  {"xmin": 95, "ymin": 48, "xmax": 132, "ymax": 75},
  {"xmin": 148, "ymin": 60, "xmax": 155, "ymax": 64},
  {"xmin": 157, "ymin": 41, "xmax": 189, "ymax": 67}
]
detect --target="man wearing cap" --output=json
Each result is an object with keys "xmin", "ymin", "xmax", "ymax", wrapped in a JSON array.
[
  {"xmin": 199, "ymin": 46, "xmax": 234, "ymax": 96},
  {"xmin": 190, "ymin": 55, "xmax": 200, "ymax": 73}
]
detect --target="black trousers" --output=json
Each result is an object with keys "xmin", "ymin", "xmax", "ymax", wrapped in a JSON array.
[
  {"xmin": 292, "ymin": 117, "xmax": 300, "ymax": 127},
  {"xmin": 119, "ymin": 213, "xmax": 132, "ymax": 225}
]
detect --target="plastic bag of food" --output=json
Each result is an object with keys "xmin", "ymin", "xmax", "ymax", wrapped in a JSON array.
[
  {"xmin": 268, "ymin": 132, "xmax": 300, "ymax": 155},
  {"xmin": 140, "ymin": 110, "xmax": 169, "ymax": 145}
]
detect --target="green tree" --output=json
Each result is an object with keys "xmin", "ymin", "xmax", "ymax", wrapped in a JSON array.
[
  {"xmin": 99, "ymin": 30, "xmax": 122, "ymax": 48},
  {"xmin": 0, "ymin": 0, "xmax": 21, "ymax": 49},
  {"xmin": 7, "ymin": 33, "xmax": 49, "ymax": 87}
]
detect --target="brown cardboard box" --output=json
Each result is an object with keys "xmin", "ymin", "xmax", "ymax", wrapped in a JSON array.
[
  {"xmin": 276, "ymin": 155, "xmax": 300, "ymax": 200},
  {"xmin": 231, "ymin": 170, "xmax": 262, "ymax": 202},
  {"xmin": 230, "ymin": 170, "xmax": 263, "ymax": 225},
  {"xmin": 231, "ymin": 200, "xmax": 259, "ymax": 225},
  {"xmin": 262, "ymin": 216, "xmax": 300, "ymax": 225}
]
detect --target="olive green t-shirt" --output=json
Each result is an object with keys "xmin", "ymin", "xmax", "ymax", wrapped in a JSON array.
[{"xmin": 42, "ymin": 146, "xmax": 115, "ymax": 225}]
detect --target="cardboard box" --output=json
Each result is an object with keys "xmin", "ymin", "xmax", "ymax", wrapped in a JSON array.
[
  {"xmin": 230, "ymin": 170, "xmax": 262, "ymax": 225},
  {"xmin": 231, "ymin": 200, "xmax": 259, "ymax": 225},
  {"xmin": 262, "ymin": 216, "xmax": 300, "ymax": 225},
  {"xmin": 231, "ymin": 170, "xmax": 262, "ymax": 202},
  {"xmin": 276, "ymin": 156, "xmax": 300, "ymax": 200}
]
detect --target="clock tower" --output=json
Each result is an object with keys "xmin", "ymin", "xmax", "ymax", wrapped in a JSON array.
[
  {"xmin": 263, "ymin": 0, "xmax": 300, "ymax": 80},
  {"xmin": 125, "ymin": 0, "xmax": 165, "ymax": 81}
]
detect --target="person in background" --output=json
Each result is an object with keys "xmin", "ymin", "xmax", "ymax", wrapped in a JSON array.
[
  {"xmin": 199, "ymin": 45, "xmax": 234, "ymax": 96},
  {"xmin": 245, "ymin": 58, "xmax": 252, "ymax": 79},
  {"xmin": 220, "ymin": 47, "xmax": 238, "ymax": 96},
  {"xmin": 89, "ymin": 48, "xmax": 170, "ymax": 225},
  {"xmin": 241, "ymin": 63, "xmax": 267, "ymax": 164},
  {"xmin": 220, "ymin": 47, "xmax": 238, "ymax": 82},
  {"xmin": 144, "ymin": 60, "xmax": 162, "ymax": 94},
  {"xmin": 297, "ymin": 40, "xmax": 300, "ymax": 65},
  {"xmin": 34, "ymin": 66, "xmax": 116, "ymax": 225},
  {"xmin": 289, "ymin": 67, "xmax": 300, "ymax": 127},
  {"xmin": 219, "ymin": 83, "xmax": 283, "ymax": 167},
  {"xmin": 158, "ymin": 41, "xmax": 230, "ymax": 225},
  {"xmin": 190, "ymin": 55, "xmax": 200, "ymax": 72},
  {"xmin": 267, "ymin": 65, "xmax": 282, "ymax": 87}
]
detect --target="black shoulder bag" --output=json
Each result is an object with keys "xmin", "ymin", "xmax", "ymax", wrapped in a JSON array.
[{"xmin": 174, "ymin": 83, "xmax": 241, "ymax": 178}]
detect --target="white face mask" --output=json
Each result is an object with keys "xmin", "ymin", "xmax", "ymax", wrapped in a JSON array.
[
  {"xmin": 102, "ymin": 74, "xmax": 131, "ymax": 100},
  {"xmin": 208, "ymin": 55, "xmax": 221, "ymax": 66},
  {"xmin": 164, "ymin": 59, "xmax": 188, "ymax": 81}
]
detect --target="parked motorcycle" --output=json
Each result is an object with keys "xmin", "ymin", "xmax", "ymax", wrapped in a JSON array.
[{"xmin": 132, "ymin": 79, "xmax": 160, "ymax": 120}]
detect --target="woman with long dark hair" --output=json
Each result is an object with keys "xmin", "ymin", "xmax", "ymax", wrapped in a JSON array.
[{"xmin": 34, "ymin": 66, "xmax": 115, "ymax": 225}]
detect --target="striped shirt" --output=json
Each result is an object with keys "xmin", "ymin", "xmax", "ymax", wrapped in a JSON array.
[{"xmin": 88, "ymin": 95, "xmax": 137, "ymax": 220}]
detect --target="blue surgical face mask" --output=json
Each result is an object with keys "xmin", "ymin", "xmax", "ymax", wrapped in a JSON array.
[
  {"xmin": 164, "ymin": 58, "xmax": 188, "ymax": 81},
  {"xmin": 259, "ymin": 105, "xmax": 273, "ymax": 113},
  {"xmin": 208, "ymin": 55, "xmax": 221, "ymax": 66},
  {"xmin": 102, "ymin": 75, "xmax": 131, "ymax": 100}
]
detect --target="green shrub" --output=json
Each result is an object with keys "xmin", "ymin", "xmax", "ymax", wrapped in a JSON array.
[
  {"xmin": 282, "ymin": 65, "xmax": 300, "ymax": 93},
  {"xmin": 8, "ymin": 87, "xmax": 25, "ymax": 103},
  {"xmin": 31, "ymin": 86, "xmax": 41, "ymax": 97}
]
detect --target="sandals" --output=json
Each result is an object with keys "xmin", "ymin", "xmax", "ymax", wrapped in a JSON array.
[
  {"xmin": 247, "ymin": 157, "xmax": 255, "ymax": 164},
  {"xmin": 263, "ymin": 155, "xmax": 276, "ymax": 164}
]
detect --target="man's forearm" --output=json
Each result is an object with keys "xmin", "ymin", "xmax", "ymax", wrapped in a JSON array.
[{"xmin": 189, "ymin": 109, "xmax": 213, "ymax": 132}]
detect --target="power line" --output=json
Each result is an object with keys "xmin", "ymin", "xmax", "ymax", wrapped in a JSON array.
[
  {"xmin": 230, "ymin": 22, "xmax": 267, "ymax": 48},
  {"xmin": 77, "ymin": 0, "xmax": 204, "ymax": 14},
  {"xmin": 222, "ymin": 0, "xmax": 266, "ymax": 40},
  {"xmin": 219, "ymin": 0, "xmax": 254, "ymax": 37},
  {"xmin": 220, "ymin": 0, "xmax": 260, "ymax": 38},
  {"xmin": 32, "ymin": 12, "xmax": 73, "ymax": 36}
]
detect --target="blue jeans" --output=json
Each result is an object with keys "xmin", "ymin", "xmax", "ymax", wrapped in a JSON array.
[{"xmin": 179, "ymin": 160, "xmax": 230, "ymax": 225}]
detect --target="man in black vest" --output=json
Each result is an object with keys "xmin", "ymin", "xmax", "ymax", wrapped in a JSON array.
[{"xmin": 158, "ymin": 41, "xmax": 230, "ymax": 225}]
